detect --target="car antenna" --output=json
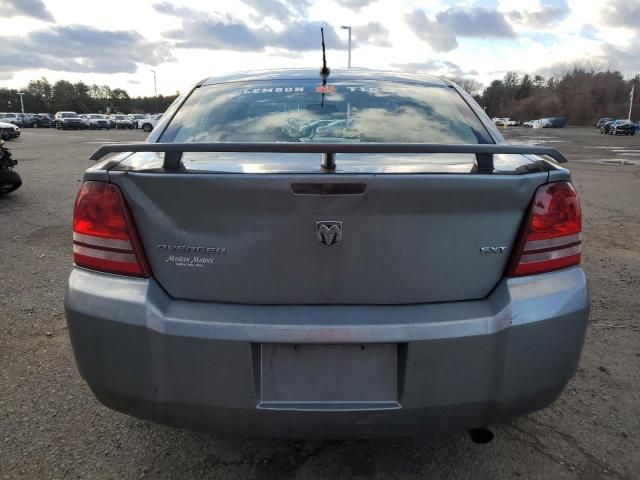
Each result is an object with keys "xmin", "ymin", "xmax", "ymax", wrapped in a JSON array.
[
  {"xmin": 318, "ymin": 27, "xmax": 336, "ymax": 170},
  {"xmin": 320, "ymin": 27, "xmax": 330, "ymax": 81},
  {"xmin": 319, "ymin": 27, "xmax": 330, "ymax": 108}
]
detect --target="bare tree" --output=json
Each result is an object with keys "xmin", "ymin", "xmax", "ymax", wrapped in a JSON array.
[{"xmin": 443, "ymin": 76, "xmax": 483, "ymax": 96}]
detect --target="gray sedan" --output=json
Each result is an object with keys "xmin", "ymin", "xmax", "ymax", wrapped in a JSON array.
[{"xmin": 65, "ymin": 69, "xmax": 589, "ymax": 439}]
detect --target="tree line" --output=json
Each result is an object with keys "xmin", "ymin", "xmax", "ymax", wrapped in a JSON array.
[
  {"xmin": 0, "ymin": 77, "xmax": 179, "ymax": 115},
  {"xmin": 1, "ymin": 68, "xmax": 638, "ymax": 124},
  {"xmin": 470, "ymin": 65, "xmax": 639, "ymax": 125}
]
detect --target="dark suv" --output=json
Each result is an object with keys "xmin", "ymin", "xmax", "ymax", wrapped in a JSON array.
[{"xmin": 55, "ymin": 111, "xmax": 83, "ymax": 130}]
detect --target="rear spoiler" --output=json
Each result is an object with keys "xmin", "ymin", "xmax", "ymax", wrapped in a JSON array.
[{"xmin": 89, "ymin": 142, "xmax": 568, "ymax": 172}]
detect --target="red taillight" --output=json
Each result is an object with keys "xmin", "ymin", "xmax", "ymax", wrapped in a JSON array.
[
  {"xmin": 72, "ymin": 181, "xmax": 150, "ymax": 277},
  {"xmin": 507, "ymin": 181, "xmax": 582, "ymax": 277}
]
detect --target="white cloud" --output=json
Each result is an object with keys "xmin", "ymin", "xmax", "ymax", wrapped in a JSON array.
[
  {"xmin": 405, "ymin": 7, "xmax": 515, "ymax": 52},
  {"xmin": 0, "ymin": 0, "xmax": 638, "ymax": 97},
  {"xmin": 0, "ymin": 0, "xmax": 54, "ymax": 22}
]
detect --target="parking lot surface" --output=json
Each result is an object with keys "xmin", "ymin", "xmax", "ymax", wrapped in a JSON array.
[{"xmin": 1, "ymin": 127, "xmax": 639, "ymax": 479}]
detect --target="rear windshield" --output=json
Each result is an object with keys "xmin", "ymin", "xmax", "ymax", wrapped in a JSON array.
[{"xmin": 160, "ymin": 79, "xmax": 492, "ymax": 144}]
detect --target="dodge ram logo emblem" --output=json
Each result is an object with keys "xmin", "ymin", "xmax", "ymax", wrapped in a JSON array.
[{"xmin": 316, "ymin": 221, "xmax": 342, "ymax": 247}]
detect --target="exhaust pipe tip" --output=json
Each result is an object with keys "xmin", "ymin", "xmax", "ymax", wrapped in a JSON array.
[{"xmin": 468, "ymin": 428, "xmax": 494, "ymax": 444}]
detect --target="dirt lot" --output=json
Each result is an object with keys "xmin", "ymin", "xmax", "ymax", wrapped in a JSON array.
[{"xmin": 1, "ymin": 127, "xmax": 639, "ymax": 480}]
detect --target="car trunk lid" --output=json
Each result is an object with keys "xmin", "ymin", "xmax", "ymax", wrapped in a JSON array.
[{"xmin": 111, "ymin": 167, "xmax": 549, "ymax": 304}]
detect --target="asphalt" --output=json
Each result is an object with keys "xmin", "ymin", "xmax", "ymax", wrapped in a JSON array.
[{"xmin": 0, "ymin": 126, "xmax": 638, "ymax": 480}]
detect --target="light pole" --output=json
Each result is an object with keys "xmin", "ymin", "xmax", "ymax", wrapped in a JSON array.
[
  {"xmin": 629, "ymin": 84, "xmax": 635, "ymax": 121},
  {"xmin": 150, "ymin": 69, "xmax": 158, "ymax": 114},
  {"xmin": 17, "ymin": 92, "xmax": 25, "ymax": 114},
  {"xmin": 341, "ymin": 25, "xmax": 352, "ymax": 68}
]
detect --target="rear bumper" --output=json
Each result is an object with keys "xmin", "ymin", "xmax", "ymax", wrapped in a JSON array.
[{"xmin": 65, "ymin": 267, "xmax": 589, "ymax": 438}]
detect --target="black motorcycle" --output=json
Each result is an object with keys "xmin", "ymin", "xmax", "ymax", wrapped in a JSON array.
[{"xmin": 0, "ymin": 141, "xmax": 22, "ymax": 196}]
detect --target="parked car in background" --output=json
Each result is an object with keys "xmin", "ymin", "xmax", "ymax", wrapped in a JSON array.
[
  {"xmin": 55, "ymin": 111, "xmax": 83, "ymax": 130},
  {"xmin": 66, "ymin": 69, "xmax": 589, "ymax": 439},
  {"xmin": 110, "ymin": 114, "xmax": 134, "ymax": 129},
  {"xmin": 601, "ymin": 120, "xmax": 635, "ymax": 136},
  {"xmin": 83, "ymin": 114, "xmax": 110, "ymax": 130},
  {"xmin": 31, "ymin": 114, "xmax": 53, "ymax": 128},
  {"xmin": 0, "ymin": 113, "xmax": 23, "ymax": 127},
  {"xmin": 596, "ymin": 117, "xmax": 612, "ymax": 128},
  {"xmin": 545, "ymin": 117, "xmax": 567, "ymax": 128},
  {"xmin": 492, "ymin": 118, "xmax": 519, "ymax": 127},
  {"xmin": 526, "ymin": 117, "xmax": 567, "ymax": 129},
  {"xmin": 19, "ymin": 113, "xmax": 36, "ymax": 127},
  {"xmin": 495, "ymin": 118, "xmax": 520, "ymax": 127},
  {"xmin": 0, "ymin": 122, "xmax": 20, "ymax": 140},
  {"xmin": 21, "ymin": 113, "xmax": 53, "ymax": 128},
  {"xmin": 128, "ymin": 114, "xmax": 147, "ymax": 128},
  {"xmin": 139, "ymin": 113, "xmax": 162, "ymax": 133}
]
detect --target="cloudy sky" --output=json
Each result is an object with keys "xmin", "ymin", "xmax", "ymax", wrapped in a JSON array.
[{"xmin": 0, "ymin": 0, "xmax": 638, "ymax": 96}]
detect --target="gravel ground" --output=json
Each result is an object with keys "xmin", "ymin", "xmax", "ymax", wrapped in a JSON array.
[{"xmin": 1, "ymin": 127, "xmax": 638, "ymax": 480}]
